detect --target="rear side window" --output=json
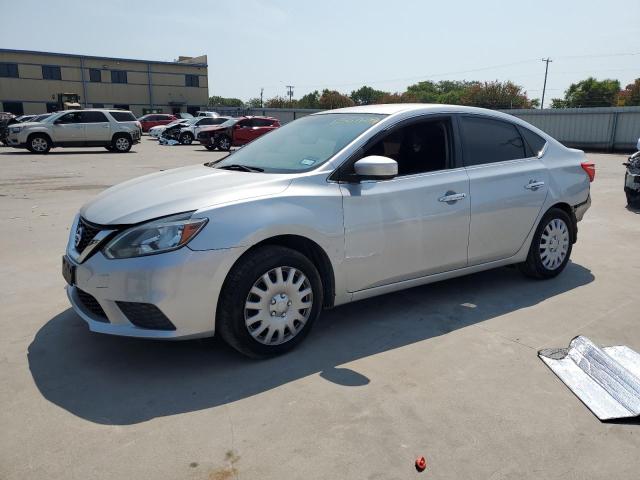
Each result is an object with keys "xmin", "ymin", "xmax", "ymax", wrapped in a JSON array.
[
  {"xmin": 254, "ymin": 118, "xmax": 274, "ymax": 127},
  {"xmin": 460, "ymin": 116, "xmax": 526, "ymax": 166},
  {"xmin": 79, "ymin": 111, "xmax": 108, "ymax": 123},
  {"xmin": 197, "ymin": 118, "xmax": 216, "ymax": 126},
  {"xmin": 519, "ymin": 127, "xmax": 547, "ymax": 156},
  {"xmin": 110, "ymin": 111, "xmax": 137, "ymax": 122}
]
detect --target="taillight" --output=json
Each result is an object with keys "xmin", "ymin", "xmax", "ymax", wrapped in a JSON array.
[{"xmin": 581, "ymin": 162, "xmax": 595, "ymax": 182}]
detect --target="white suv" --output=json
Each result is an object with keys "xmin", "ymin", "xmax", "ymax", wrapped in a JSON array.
[{"xmin": 5, "ymin": 109, "xmax": 142, "ymax": 154}]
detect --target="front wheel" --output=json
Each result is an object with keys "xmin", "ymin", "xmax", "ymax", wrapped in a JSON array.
[
  {"xmin": 27, "ymin": 134, "xmax": 51, "ymax": 154},
  {"xmin": 112, "ymin": 134, "xmax": 132, "ymax": 153},
  {"xmin": 216, "ymin": 134, "xmax": 231, "ymax": 151},
  {"xmin": 519, "ymin": 208, "xmax": 573, "ymax": 279},
  {"xmin": 217, "ymin": 246, "xmax": 323, "ymax": 358},
  {"xmin": 179, "ymin": 132, "xmax": 193, "ymax": 145}
]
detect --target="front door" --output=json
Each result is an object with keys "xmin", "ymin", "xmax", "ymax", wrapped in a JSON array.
[
  {"xmin": 51, "ymin": 111, "xmax": 85, "ymax": 144},
  {"xmin": 459, "ymin": 115, "xmax": 549, "ymax": 265},
  {"xmin": 340, "ymin": 117, "xmax": 470, "ymax": 292},
  {"xmin": 233, "ymin": 119, "xmax": 255, "ymax": 145}
]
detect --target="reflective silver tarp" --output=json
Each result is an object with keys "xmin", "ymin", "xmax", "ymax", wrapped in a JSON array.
[{"xmin": 539, "ymin": 336, "xmax": 640, "ymax": 421}]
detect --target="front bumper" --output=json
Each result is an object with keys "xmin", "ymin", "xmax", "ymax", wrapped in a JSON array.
[{"xmin": 65, "ymin": 246, "xmax": 242, "ymax": 339}]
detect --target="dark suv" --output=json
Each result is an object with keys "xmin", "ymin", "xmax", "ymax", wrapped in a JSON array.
[{"xmin": 197, "ymin": 116, "xmax": 280, "ymax": 151}]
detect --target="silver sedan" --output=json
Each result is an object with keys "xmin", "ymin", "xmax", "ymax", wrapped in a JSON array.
[{"xmin": 63, "ymin": 104, "xmax": 592, "ymax": 357}]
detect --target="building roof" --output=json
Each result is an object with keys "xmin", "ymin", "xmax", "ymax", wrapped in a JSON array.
[{"xmin": 0, "ymin": 48, "xmax": 207, "ymax": 67}]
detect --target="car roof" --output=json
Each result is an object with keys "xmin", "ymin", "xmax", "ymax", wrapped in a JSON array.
[{"xmin": 315, "ymin": 103, "xmax": 527, "ymax": 123}]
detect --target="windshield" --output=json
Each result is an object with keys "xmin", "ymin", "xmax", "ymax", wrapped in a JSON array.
[{"xmin": 213, "ymin": 113, "xmax": 385, "ymax": 173}]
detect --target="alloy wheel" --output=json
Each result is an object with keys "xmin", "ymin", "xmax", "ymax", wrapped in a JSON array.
[
  {"xmin": 115, "ymin": 137, "xmax": 130, "ymax": 151},
  {"xmin": 31, "ymin": 137, "xmax": 48, "ymax": 152},
  {"xmin": 244, "ymin": 266, "xmax": 313, "ymax": 346}
]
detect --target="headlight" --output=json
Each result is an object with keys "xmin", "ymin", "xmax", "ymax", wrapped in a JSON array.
[
  {"xmin": 103, "ymin": 212, "xmax": 207, "ymax": 259},
  {"xmin": 10, "ymin": 126, "xmax": 22, "ymax": 133}
]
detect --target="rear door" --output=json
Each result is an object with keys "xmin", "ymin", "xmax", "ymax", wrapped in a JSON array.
[
  {"xmin": 459, "ymin": 115, "xmax": 548, "ymax": 265},
  {"xmin": 79, "ymin": 111, "xmax": 111, "ymax": 144},
  {"xmin": 50, "ymin": 112, "xmax": 85, "ymax": 144},
  {"xmin": 247, "ymin": 118, "xmax": 277, "ymax": 141}
]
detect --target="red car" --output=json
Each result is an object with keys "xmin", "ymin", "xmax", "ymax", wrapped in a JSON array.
[
  {"xmin": 138, "ymin": 113, "xmax": 177, "ymax": 132},
  {"xmin": 197, "ymin": 116, "xmax": 280, "ymax": 151}
]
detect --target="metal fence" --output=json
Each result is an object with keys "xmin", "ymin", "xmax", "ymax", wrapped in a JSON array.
[{"xmin": 206, "ymin": 105, "xmax": 640, "ymax": 151}]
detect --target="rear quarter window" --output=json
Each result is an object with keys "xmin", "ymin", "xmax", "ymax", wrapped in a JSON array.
[
  {"xmin": 460, "ymin": 116, "xmax": 526, "ymax": 166},
  {"xmin": 519, "ymin": 127, "xmax": 547, "ymax": 156},
  {"xmin": 110, "ymin": 111, "xmax": 137, "ymax": 122}
]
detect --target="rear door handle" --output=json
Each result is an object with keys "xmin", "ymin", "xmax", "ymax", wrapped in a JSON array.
[
  {"xmin": 438, "ymin": 192, "xmax": 467, "ymax": 203},
  {"xmin": 525, "ymin": 181, "xmax": 545, "ymax": 190}
]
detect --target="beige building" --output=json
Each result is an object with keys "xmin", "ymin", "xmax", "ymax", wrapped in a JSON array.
[{"xmin": 0, "ymin": 49, "xmax": 208, "ymax": 117}]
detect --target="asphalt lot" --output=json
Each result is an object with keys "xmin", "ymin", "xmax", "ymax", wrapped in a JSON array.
[{"xmin": 0, "ymin": 138, "xmax": 639, "ymax": 480}]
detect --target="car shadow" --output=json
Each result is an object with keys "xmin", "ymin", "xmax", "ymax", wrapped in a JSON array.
[
  {"xmin": 28, "ymin": 262, "xmax": 594, "ymax": 425},
  {"xmin": 0, "ymin": 150, "xmax": 137, "ymax": 156}
]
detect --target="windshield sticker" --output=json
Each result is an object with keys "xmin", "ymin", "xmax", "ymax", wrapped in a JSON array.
[
  {"xmin": 329, "ymin": 116, "xmax": 381, "ymax": 126},
  {"xmin": 301, "ymin": 158, "xmax": 317, "ymax": 166}
]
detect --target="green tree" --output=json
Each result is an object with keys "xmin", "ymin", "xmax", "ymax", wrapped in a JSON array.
[
  {"xmin": 264, "ymin": 96, "xmax": 290, "ymax": 108},
  {"xmin": 618, "ymin": 78, "xmax": 640, "ymax": 106},
  {"xmin": 297, "ymin": 90, "xmax": 321, "ymax": 109},
  {"xmin": 319, "ymin": 89, "xmax": 355, "ymax": 109},
  {"xmin": 246, "ymin": 97, "xmax": 263, "ymax": 108},
  {"xmin": 405, "ymin": 81, "xmax": 439, "ymax": 103},
  {"xmin": 554, "ymin": 77, "xmax": 621, "ymax": 108},
  {"xmin": 208, "ymin": 96, "xmax": 244, "ymax": 107},
  {"xmin": 460, "ymin": 81, "xmax": 535, "ymax": 109},
  {"xmin": 350, "ymin": 85, "xmax": 386, "ymax": 105}
]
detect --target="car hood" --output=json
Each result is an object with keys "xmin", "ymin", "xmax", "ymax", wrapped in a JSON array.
[
  {"xmin": 80, "ymin": 164, "xmax": 293, "ymax": 225},
  {"xmin": 16, "ymin": 121, "xmax": 44, "ymax": 129}
]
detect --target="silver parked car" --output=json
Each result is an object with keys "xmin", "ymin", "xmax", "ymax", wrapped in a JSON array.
[
  {"xmin": 6, "ymin": 109, "xmax": 141, "ymax": 153},
  {"xmin": 63, "ymin": 104, "xmax": 593, "ymax": 357}
]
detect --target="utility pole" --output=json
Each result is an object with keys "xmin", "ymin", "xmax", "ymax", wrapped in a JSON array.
[
  {"xmin": 541, "ymin": 58, "xmax": 552, "ymax": 109},
  {"xmin": 260, "ymin": 87, "xmax": 264, "ymax": 108},
  {"xmin": 286, "ymin": 85, "xmax": 294, "ymax": 105}
]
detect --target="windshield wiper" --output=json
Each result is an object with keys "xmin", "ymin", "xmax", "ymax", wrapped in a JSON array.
[{"xmin": 218, "ymin": 164, "xmax": 264, "ymax": 173}]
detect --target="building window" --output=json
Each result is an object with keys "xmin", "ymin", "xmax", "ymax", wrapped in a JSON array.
[
  {"xmin": 92, "ymin": 103, "xmax": 105, "ymax": 108},
  {"xmin": 0, "ymin": 63, "xmax": 19, "ymax": 78},
  {"xmin": 89, "ymin": 69, "xmax": 102, "ymax": 82},
  {"xmin": 3, "ymin": 102, "xmax": 24, "ymax": 115},
  {"xmin": 185, "ymin": 74, "xmax": 199, "ymax": 87},
  {"xmin": 42, "ymin": 65, "xmax": 62, "ymax": 80},
  {"xmin": 46, "ymin": 102, "xmax": 58, "ymax": 113},
  {"xmin": 113, "ymin": 104, "xmax": 130, "ymax": 110},
  {"xmin": 111, "ymin": 70, "xmax": 127, "ymax": 84}
]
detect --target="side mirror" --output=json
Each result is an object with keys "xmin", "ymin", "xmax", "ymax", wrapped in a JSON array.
[{"xmin": 354, "ymin": 156, "xmax": 398, "ymax": 180}]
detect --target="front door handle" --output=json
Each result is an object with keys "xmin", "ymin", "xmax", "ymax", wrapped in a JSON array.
[
  {"xmin": 525, "ymin": 181, "xmax": 545, "ymax": 190},
  {"xmin": 438, "ymin": 192, "xmax": 467, "ymax": 203}
]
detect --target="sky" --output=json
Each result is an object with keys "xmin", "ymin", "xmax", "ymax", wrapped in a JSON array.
[{"xmin": 1, "ymin": 0, "xmax": 638, "ymax": 105}]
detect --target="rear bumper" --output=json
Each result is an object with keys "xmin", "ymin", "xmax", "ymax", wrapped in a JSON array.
[{"xmin": 574, "ymin": 194, "xmax": 591, "ymax": 222}]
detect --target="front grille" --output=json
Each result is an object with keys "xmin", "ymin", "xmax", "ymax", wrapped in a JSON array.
[
  {"xmin": 76, "ymin": 288, "xmax": 109, "ymax": 322},
  {"xmin": 75, "ymin": 218, "xmax": 102, "ymax": 253},
  {"xmin": 116, "ymin": 302, "xmax": 176, "ymax": 331}
]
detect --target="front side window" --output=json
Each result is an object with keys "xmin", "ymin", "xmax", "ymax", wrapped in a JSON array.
[
  {"xmin": 185, "ymin": 74, "xmax": 199, "ymax": 87},
  {"xmin": 111, "ymin": 70, "xmax": 127, "ymax": 84},
  {"xmin": 460, "ymin": 116, "xmax": 526, "ymax": 167},
  {"xmin": 197, "ymin": 118, "xmax": 216, "ymax": 126},
  {"xmin": 42, "ymin": 65, "xmax": 61, "ymax": 80},
  {"xmin": 89, "ymin": 68, "xmax": 101, "ymax": 82},
  {"xmin": 362, "ymin": 118, "xmax": 452, "ymax": 176},
  {"xmin": 214, "ymin": 113, "xmax": 385, "ymax": 173},
  {"xmin": 79, "ymin": 111, "xmax": 108, "ymax": 123},
  {"xmin": 57, "ymin": 112, "xmax": 82, "ymax": 124},
  {"xmin": 0, "ymin": 63, "xmax": 19, "ymax": 78}
]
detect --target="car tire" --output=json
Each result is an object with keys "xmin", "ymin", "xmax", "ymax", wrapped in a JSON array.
[
  {"xmin": 217, "ymin": 245, "xmax": 323, "ymax": 358},
  {"xmin": 111, "ymin": 134, "xmax": 132, "ymax": 153},
  {"xmin": 104, "ymin": 146, "xmax": 114, "ymax": 151},
  {"xmin": 179, "ymin": 132, "xmax": 193, "ymax": 145},
  {"xmin": 27, "ymin": 134, "xmax": 51, "ymax": 154},
  {"xmin": 217, "ymin": 134, "xmax": 231, "ymax": 151},
  {"xmin": 519, "ymin": 207, "xmax": 573, "ymax": 279},
  {"xmin": 205, "ymin": 145, "xmax": 216, "ymax": 151}
]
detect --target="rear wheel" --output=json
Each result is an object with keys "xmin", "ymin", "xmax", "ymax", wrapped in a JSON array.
[
  {"xmin": 179, "ymin": 132, "xmax": 193, "ymax": 145},
  {"xmin": 112, "ymin": 134, "xmax": 132, "ymax": 153},
  {"xmin": 27, "ymin": 134, "xmax": 51, "ymax": 154},
  {"xmin": 519, "ymin": 208, "xmax": 573, "ymax": 279},
  {"xmin": 217, "ymin": 246, "xmax": 323, "ymax": 358}
]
